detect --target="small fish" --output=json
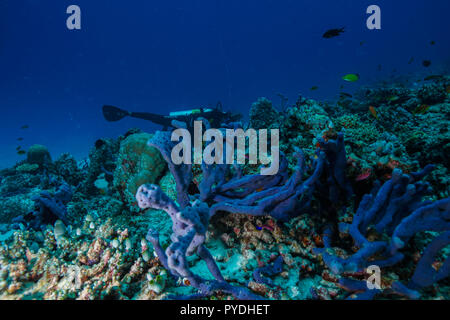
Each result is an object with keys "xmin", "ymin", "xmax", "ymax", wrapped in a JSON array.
[
  {"xmin": 356, "ymin": 169, "xmax": 371, "ymax": 182},
  {"xmin": 310, "ymin": 86, "xmax": 319, "ymax": 91},
  {"xmin": 340, "ymin": 92, "xmax": 352, "ymax": 98},
  {"xmin": 17, "ymin": 137, "xmax": 24, "ymax": 141},
  {"xmin": 323, "ymin": 27, "xmax": 345, "ymax": 39},
  {"xmin": 430, "ymin": 40, "xmax": 436, "ymax": 45},
  {"xmin": 387, "ymin": 95, "xmax": 400, "ymax": 102},
  {"xmin": 21, "ymin": 125, "xmax": 29, "ymax": 129},
  {"xmin": 413, "ymin": 104, "xmax": 430, "ymax": 115},
  {"xmin": 255, "ymin": 225, "xmax": 274, "ymax": 232},
  {"xmin": 17, "ymin": 150, "xmax": 26, "ymax": 155},
  {"xmin": 408, "ymin": 57, "xmax": 414, "ymax": 64},
  {"xmin": 342, "ymin": 73, "xmax": 359, "ymax": 82},
  {"xmin": 360, "ymin": 41, "xmax": 364, "ymax": 46},
  {"xmin": 16, "ymin": 146, "xmax": 22, "ymax": 151},
  {"xmin": 369, "ymin": 106, "xmax": 378, "ymax": 119},
  {"xmin": 377, "ymin": 64, "xmax": 382, "ymax": 71},
  {"xmin": 262, "ymin": 225, "xmax": 274, "ymax": 232},
  {"xmin": 422, "ymin": 60, "xmax": 432, "ymax": 67}
]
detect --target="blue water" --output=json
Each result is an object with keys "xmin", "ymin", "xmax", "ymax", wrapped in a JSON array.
[{"xmin": 1, "ymin": 0, "xmax": 449, "ymax": 168}]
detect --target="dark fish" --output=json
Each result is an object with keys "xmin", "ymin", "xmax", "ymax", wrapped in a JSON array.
[
  {"xmin": 17, "ymin": 150, "xmax": 26, "ymax": 155},
  {"xmin": 413, "ymin": 104, "xmax": 430, "ymax": 115},
  {"xmin": 408, "ymin": 57, "xmax": 414, "ymax": 64},
  {"xmin": 323, "ymin": 27, "xmax": 345, "ymax": 39},
  {"xmin": 17, "ymin": 137, "xmax": 24, "ymax": 141},
  {"xmin": 21, "ymin": 125, "xmax": 29, "ymax": 129},
  {"xmin": 16, "ymin": 146, "xmax": 22, "ymax": 151},
  {"xmin": 422, "ymin": 60, "xmax": 431, "ymax": 67},
  {"xmin": 424, "ymin": 75, "xmax": 444, "ymax": 81},
  {"xmin": 360, "ymin": 41, "xmax": 364, "ymax": 46},
  {"xmin": 310, "ymin": 86, "xmax": 319, "ymax": 91},
  {"xmin": 430, "ymin": 41, "xmax": 436, "ymax": 45},
  {"xmin": 340, "ymin": 92, "xmax": 353, "ymax": 98},
  {"xmin": 377, "ymin": 64, "xmax": 382, "ymax": 71}
]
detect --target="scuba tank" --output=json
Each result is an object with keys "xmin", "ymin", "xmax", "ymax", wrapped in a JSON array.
[{"xmin": 169, "ymin": 108, "xmax": 214, "ymax": 117}]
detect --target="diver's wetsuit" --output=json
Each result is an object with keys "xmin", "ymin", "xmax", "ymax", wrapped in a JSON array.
[{"xmin": 103, "ymin": 105, "xmax": 241, "ymax": 130}]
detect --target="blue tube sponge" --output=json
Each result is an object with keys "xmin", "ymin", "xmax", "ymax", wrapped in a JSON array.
[{"xmin": 314, "ymin": 165, "xmax": 450, "ymax": 299}]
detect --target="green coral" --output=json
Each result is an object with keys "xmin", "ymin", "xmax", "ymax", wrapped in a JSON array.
[{"xmin": 113, "ymin": 133, "xmax": 167, "ymax": 210}]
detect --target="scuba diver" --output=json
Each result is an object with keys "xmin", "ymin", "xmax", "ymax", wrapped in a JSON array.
[{"xmin": 102, "ymin": 102, "xmax": 242, "ymax": 131}]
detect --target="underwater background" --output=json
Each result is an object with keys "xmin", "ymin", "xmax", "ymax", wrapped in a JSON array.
[
  {"xmin": 0, "ymin": 0, "xmax": 449, "ymax": 300},
  {"xmin": 1, "ymin": 0, "xmax": 450, "ymax": 168}
]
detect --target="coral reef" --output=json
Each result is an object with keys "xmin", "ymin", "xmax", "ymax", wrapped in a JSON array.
[
  {"xmin": 0, "ymin": 76, "xmax": 448, "ymax": 300},
  {"xmin": 133, "ymin": 121, "xmax": 334, "ymax": 298}
]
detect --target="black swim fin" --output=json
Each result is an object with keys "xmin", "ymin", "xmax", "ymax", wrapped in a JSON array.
[{"xmin": 102, "ymin": 105, "xmax": 131, "ymax": 122}]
